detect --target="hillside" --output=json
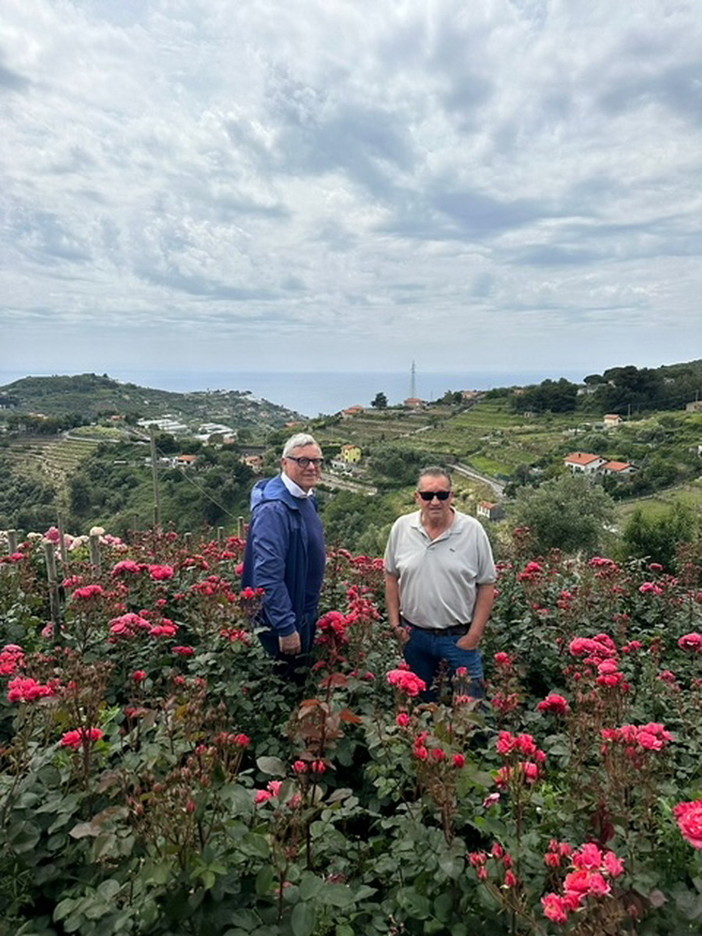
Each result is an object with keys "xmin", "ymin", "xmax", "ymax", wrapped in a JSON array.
[
  {"xmin": 0, "ymin": 364, "xmax": 700, "ymax": 544},
  {"xmin": 0, "ymin": 373, "xmax": 303, "ymax": 428}
]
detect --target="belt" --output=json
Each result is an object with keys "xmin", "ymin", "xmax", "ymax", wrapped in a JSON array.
[{"xmin": 404, "ymin": 620, "xmax": 469, "ymax": 636}]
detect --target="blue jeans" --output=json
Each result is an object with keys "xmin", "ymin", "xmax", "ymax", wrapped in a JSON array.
[{"xmin": 404, "ymin": 626, "xmax": 485, "ymax": 701}]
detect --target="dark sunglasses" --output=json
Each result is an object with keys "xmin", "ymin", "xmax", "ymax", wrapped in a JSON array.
[
  {"xmin": 417, "ymin": 490, "xmax": 452, "ymax": 501},
  {"xmin": 286, "ymin": 456, "xmax": 324, "ymax": 468}
]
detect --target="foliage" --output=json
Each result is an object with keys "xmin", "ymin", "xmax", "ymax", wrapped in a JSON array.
[
  {"xmin": 367, "ymin": 444, "xmax": 435, "ymax": 489},
  {"xmin": 0, "ymin": 455, "xmax": 59, "ymax": 532},
  {"xmin": 509, "ymin": 475, "xmax": 616, "ymax": 556},
  {"xmin": 1, "ymin": 527, "xmax": 702, "ymax": 934},
  {"xmin": 64, "ymin": 445, "xmax": 255, "ymax": 536},
  {"xmin": 320, "ymin": 491, "xmax": 396, "ymax": 556},
  {"xmin": 370, "ymin": 393, "xmax": 388, "ymax": 410},
  {"xmin": 622, "ymin": 503, "xmax": 698, "ymax": 570},
  {"xmin": 511, "ymin": 379, "xmax": 579, "ymax": 415}
]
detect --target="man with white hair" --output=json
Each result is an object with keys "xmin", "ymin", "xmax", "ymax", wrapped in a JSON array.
[{"xmin": 242, "ymin": 432, "xmax": 326, "ymax": 668}]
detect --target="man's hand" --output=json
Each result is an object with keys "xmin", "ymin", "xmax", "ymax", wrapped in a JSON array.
[
  {"xmin": 279, "ymin": 632, "xmax": 301, "ymax": 655},
  {"xmin": 392, "ymin": 624, "xmax": 410, "ymax": 646},
  {"xmin": 456, "ymin": 632, "xmax": 480, "ymax": 651}
]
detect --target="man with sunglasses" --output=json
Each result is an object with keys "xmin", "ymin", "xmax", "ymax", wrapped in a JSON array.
[
  {"xmin": 242, "ymin": 433, "xmax": 326, "ymax": 671},
  {"xmin": 384, "ymin": 466, "xmax": 496, "ymax": 700}
]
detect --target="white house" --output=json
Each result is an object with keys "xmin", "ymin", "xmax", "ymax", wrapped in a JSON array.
[{"xmin": 564, "ymin": 453, "xmax": 608, "ymax": 475}]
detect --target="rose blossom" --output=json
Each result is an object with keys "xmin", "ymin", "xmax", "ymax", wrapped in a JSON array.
[
  {"xmin": 60, "ymin": 727, "xmax": 104, "ymax": 749},
  {"xmin": 7, "ymin": 676, "xmax": 57, "ymax": 703},
  {"xmin": 678, "ymin": 633, "xmax": 702, "ymax": 652},
  {"xmin": 386, "ymin": 668, "xmax": 426, "ymax": 696},
  {"xmin": 673, "ymin": 800, "xmax": 702, "ymax": 849},
  {"xmin": 536, "ymin": 693, "xmax": 571, "ymax": 715}
]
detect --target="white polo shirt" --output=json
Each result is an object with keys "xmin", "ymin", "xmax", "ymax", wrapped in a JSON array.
[{"xmin": 384, "ymin": 509, "xmax": 496, "ymax": 629}]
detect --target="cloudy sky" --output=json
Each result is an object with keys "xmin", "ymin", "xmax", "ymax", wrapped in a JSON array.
[{"xmin": 1, "ymin": 0, "xmax": 701, "ymax": 386}]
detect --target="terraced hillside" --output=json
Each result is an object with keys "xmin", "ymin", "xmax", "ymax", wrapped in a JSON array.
[
  {"xmin": 316, "ymin": 398, "xmax": 586, "ymax": 477},
  {"xmin": 5, "ymin": 435, "xmax": 99, "ymax": 491}
]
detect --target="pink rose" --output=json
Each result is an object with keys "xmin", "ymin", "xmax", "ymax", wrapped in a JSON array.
[{"xmin": 674, "ymin": 800, "xmax": 702, "ymax": 849}]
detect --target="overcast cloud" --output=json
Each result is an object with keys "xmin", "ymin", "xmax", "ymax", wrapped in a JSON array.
[{"xmin": 1, "ymin": 0, "xmax": 700, "ymax": 383}]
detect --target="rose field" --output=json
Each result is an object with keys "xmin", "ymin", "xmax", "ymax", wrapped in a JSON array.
[{"xmin": 1, "ymin": 527, "xmax": 701, "ymax": 936}]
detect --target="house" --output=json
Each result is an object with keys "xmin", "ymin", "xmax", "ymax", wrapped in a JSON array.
[
  {"xmin": 601, "ymin": 460, "xmax": 636, "ymax": 476},
  {"xmin": 603, "ymin": 414, "xmax": 623, "ymax": 429},
  {"xmin": 341, "ymin": 405, "xmax": 365, "ymax": 418},
  {"xmin": 242, "ymin": 454, "xmax": 264, "ymax": 473},
  {"xmin": 403, "ymin": 397, "xmax": 425, "ymax": 409},
  {"xmin": 339, "ymin": 443, "xmax": 362, "ymax": 464},
  {"xmin": 477, "ymin": 501, "xmax": 504, "ymax": 522},
  {"xmin": 174, "ymin": 454, "xmax": 198, "ymax": 468},
  {"xmin": 564, "ymin": 453, "xmax": 607, "ymax": 475}
]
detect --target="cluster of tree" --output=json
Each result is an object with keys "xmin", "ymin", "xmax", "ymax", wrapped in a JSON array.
[
  {"xmin": 366, "ymin": 443, "xmax": 436, "ymax": 489},
  {"xmin": 511, "ymin": 378, "xmax": 579, "ymax": 414},
  {"xmin": 498, "ymin": 362, "xmax": 702, "ymax": 417},
  {"xmin": 320, "ymin": 489, "xmax": 396, "ymax": 556},
  {"xmin": 0, "ymin": 454, "xmax": 58, "ymax": 532},
  {"xmin": 4, "ymin": 412, "xmax": 91, "ymax": 435},
  {"xmin": 508, "ymin": 474, "xmax": 699, "ymax": 571},
  {"xmin": 66, "ymin": 442, "xmax": 255, "ymax": 537}
]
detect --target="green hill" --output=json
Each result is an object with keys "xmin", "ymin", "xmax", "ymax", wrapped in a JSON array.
[{"xmin": 0, "ymin": 373, "xmax": 302, "ymax": 428}]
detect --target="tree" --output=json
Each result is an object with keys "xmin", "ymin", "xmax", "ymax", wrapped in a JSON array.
[
  {"xmin": 510, "ymin": 474, "xmax": 615, "ymax": 556},
  {"xmin": 622, "ymin": 503, "xmax": 698, "ymax": 571},
  {"xmin": 371, "ymin": 392, "xmax": 388, "ymax": 410},
  {"xmin": 368, "ymin": 444, "xmax": 428, "ymax": 488}
]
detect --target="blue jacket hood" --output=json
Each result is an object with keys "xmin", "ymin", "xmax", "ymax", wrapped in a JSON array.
[{"xmin": 250, "ymin": 475, "xmax": 301, "ymax": 512}]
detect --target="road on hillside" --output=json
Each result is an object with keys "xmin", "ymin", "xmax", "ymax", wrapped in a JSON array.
[
  {"xmin": 322, "ymin": 472, "xmax": 378, "ymax": 495},
  {"xmin": 448, "ymin": 462, "xmax": 506, "ymax": 498}
]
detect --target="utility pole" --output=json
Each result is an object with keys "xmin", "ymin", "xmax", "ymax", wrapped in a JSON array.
[{"xmin": 149, "ymin": 426, "xmax": 162, "ymax": 529}]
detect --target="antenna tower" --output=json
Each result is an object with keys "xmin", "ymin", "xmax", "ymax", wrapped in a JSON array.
[{"xmin": 410, "ymin": 360, "xmax": 416, "ymax": 399}]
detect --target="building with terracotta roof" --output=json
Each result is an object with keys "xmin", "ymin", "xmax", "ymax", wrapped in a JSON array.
[
  {"xmin": 477, "ymin": 501, "xmax": 504, "ymax": 522},
  {"xmin": 564, "ymin": 453, "xmax": 607, "ymax": 474},
  {"xmin": 601, "ymin": 460, "xmax": 636, "ymax": 476}
]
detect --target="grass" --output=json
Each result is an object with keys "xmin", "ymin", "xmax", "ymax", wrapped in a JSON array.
[{"xmin": 614, "ymin": 479, "xmax": 702, "ymax": 524}]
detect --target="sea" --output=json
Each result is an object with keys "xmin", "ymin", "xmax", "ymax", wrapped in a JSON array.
[{"xmin": 0, "ymin": 368, "xmax": 586, "ymax": 419}]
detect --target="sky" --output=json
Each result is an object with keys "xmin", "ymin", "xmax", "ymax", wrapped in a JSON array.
[{"xmin": 1, "ymin": 0, "xmax": 701, "ymax": 386}]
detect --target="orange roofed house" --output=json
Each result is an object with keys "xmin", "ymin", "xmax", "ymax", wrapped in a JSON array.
[
  {"xmin": 564, "ymin": 453, "xmax": 607, "ymax": 475},
  {"xmin": 600, "ymin": 460, "xmax": 637, "ymax": 476}
]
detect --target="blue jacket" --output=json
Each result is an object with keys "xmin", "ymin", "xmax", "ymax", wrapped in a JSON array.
[{"xmin": 241, "ymin": 476, "xmax": 321, "ymax": 637}]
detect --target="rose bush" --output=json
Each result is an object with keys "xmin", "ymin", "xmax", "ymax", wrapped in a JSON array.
[{"xmin": 0, "ymin": 530, "xmax": 701, "ymax": 934}]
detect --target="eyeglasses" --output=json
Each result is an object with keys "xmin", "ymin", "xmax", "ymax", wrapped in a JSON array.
[
  {"xmin": 286, "ymin": 456, "xmax": 324, "ymax": 468},
  {"xmin": 417, "ymin": 490, "xmax": 452, "ymax": 501}
]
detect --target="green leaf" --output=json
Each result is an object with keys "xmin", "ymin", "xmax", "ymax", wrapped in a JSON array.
[
  {"xmin": 97, "ymin": 879, "xmax": 121, "ymax": 901},
  {"xmin": 53, "ymin": 898, "xmax": 77, "ymax": 922},
  {"xmin": 397, "ymin": 889, "xmax": 432, "ymax": 919},
  {"xmin": 438, "ymin": 852, "xmax": 462, "ymax": 878},
  {"xmin": 291, "ymin": 902, "xmax": 316, "ymax": 936},
  {"xmin": 256, "ymin": 755, "xmax": 287, "ymax": 776},
  {"xmin": 255, "ymin": 865, "xmax": 274, "ymax": 896},
  {"xmin": 433, "ymin": 892, "xmax": 453, "ymax": 922},
  {"xmin": 9, "ymin": 821, "xmax": 41, "ymax": 853},
  {"xmin": 318, "ymin": 883, "xmax": 354, "ymax": 908},
  {"xmin": 298, "ymin": 872, "xmax": 324, "ymax": 901},
  {"xmin": 229, "ymin": 909, "xmax": 261, "ymax": 931}
]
